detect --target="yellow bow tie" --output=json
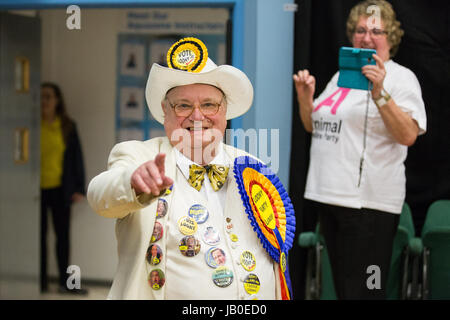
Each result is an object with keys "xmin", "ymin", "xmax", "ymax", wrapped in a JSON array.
[{"xmin": 188, "ymin": 164, "xmax": 229, "ymax": 192}]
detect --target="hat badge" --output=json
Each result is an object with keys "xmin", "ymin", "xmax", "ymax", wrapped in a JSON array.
[{"xmin": 167, "ymin": 37, "xmax": 208, "ymax": 73}]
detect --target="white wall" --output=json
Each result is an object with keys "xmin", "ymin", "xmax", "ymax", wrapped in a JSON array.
[{"xmin": 41, "ymin": 8, "xmax": 120, "ymax": 281}]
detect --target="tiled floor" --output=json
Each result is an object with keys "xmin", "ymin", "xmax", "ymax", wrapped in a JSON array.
[{"xmin": 0, "ymin": 278, "xmax": 110, "ymax": 300}]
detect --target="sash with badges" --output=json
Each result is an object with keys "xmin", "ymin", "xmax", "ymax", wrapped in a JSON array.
[{"xmin": 233, "ymin": 156, "xmax": 295, "ymax": 300}]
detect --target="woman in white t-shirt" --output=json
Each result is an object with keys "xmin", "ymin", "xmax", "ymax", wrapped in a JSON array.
[{"xmin": 293, "ymin": 0, "xmax": 426, "ymax": 299}]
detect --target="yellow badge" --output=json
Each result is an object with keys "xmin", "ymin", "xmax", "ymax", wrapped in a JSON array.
[
  {"xmin": 240, "ymin": 250, "xmax": 256, "ymax": 272},
  {"xmin": 178, "ymin": 216, "xmax": 198, "ymax": 235},
  {"xmin": 167, "ymin": 37, "xmax": 208, "ymax": 73},
  {"xmin": 230, "ymin": 234, "xmax": 239, "ymax": 242},
  {"xmin": 163, "ymin": 185, "xmax": 173, "ymax": 196},
  {"xmin": 243, "ymin": 274, "xmax": 260, "ymax": 295},
  {"xmin": 251, "ymin": 184, "xmax": 276, "ymax": 230},
  {"xmin": 280, "ymin": 252, "xmax": 287, "ymax": 273}
]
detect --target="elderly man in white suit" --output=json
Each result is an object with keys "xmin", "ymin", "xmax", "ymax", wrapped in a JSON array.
[{"xmin": 87, "ymin": 38, "xmax": 287, "ymax": 300}]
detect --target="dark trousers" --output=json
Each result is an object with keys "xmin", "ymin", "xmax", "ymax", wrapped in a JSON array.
[
  {"xmin": 317, "ymin": 202, "xmax": 400, "ymax": 300},
  {"xmin": 40, "ymin": 187, "xmax": 71, "ymax": 290}
]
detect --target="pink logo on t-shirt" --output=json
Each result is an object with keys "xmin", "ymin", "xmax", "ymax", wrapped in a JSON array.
[{"xmin": 313, "ymin": 87, "xmax": 350, "ymax": 115}]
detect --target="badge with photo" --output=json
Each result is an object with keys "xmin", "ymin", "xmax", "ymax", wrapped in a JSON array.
[{"xmin": 179, "ymin": 235, "xmax": 201, "ymax": 257}]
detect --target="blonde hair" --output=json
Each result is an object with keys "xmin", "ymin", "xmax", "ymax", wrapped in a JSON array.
[{"xmin": 346, "ymin": 0, "xmax": 404, "ymax": 57}]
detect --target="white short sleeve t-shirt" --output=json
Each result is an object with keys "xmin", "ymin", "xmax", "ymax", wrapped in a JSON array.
[{"xmin": 304, "ymin": 60, "xmax": 427, "ymax": 214}]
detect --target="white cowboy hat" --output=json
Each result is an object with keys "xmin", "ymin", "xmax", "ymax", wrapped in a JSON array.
[{"xmin": 145, "ymin": 57, "xmax": 254, "ymax": 124}]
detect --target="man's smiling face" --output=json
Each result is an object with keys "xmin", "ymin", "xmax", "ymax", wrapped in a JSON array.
[{"xmin": 162, "ymin": 83, "xmax": 227, "ymax": 163}]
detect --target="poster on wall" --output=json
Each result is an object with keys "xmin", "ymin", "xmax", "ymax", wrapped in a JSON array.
[
  {"xmin": 120, "ymin": 43, "xmax": 145, "ymax": 77},
  {"xmin": 115, "ymin": 7, "xmax": 229, "ymax": 142},
  {"xmin": 120, "ymin": 87, "xmax": 145, "ymax": 121}
]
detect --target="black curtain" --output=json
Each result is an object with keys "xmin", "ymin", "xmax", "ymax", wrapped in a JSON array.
[{"xmin": 289, "ymin": 0, "xmax": 450, "ymax": 300}]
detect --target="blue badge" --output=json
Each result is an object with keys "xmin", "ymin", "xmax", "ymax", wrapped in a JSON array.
[
  {"xmin": 205, "ymin": 247, "xmax": 226, "ymax": 268},
  {"xmin": 212, "ymin": 266, "xmax": 233, "ymax": 288},
  {"xmin": 188, "ymin": 204, "xmax": 209, "ymax": 224}
]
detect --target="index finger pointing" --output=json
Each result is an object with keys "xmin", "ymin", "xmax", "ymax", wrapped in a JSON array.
[{"xmin": 154, "ymin": 153, "xmax": 166, "ymax": 173}]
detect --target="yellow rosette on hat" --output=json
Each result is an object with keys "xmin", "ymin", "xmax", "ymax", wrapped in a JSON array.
[{"xmin": 167, "ymin": 37, "xmax": 208, "ymax": 73}]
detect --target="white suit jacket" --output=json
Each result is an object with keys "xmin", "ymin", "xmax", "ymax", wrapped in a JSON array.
[{"xmin": 87, "ymin": 136, "xmax": 283, "ymax": 299}]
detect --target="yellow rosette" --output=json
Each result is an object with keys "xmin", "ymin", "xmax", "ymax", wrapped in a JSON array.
[
  {"xmin": 167, "ymin": 37, "xmax": 208, "ymax": 73},
  {"xmin": 233, "ymin": 156, "xmax": 296, "ymax": 300}
]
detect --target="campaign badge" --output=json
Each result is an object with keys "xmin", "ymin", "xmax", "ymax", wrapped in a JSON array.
[
  {"xmin": 148, "ymin": 269, "xmax": 165, "ymax": 290},
  {"xmin": 146, "ymin": 244, "xmax": 163, "ymax": 266},
  {"xmin": 202, "ymin": 226, "xmax": 220, "ymax": 246},
  {"xmin": 151, "ymin": 221, "xmax": 163, "ymax": 243},
  {"xmin": 243, "ymin": 274, "xmax": 260, "ymax": 295},
  {"xmin": 229, "ymin": 234, "xmax": 239, "ymax": 242},
  {"xmin": 240, "ymin": 250, "xmax": 256, "ymax": 272},
  {"xmin": 178, "ymin": 216, "xmax": 198, "ymax": 235},
  {"xmin": 167, "ymin": 37, "xmax": 208, "ymax": 73},
  {"xmin": 156, "ymin": 198, "xmax": 168, "ymax": 219},
  {"xmin": 179, "ymin": 235, "xmax": 201, "ymax": 257},
  {"xmin": 233, "ymin": 156, "xmax": 296, "ymax": 300},
  {"xmin": 212, "ymin": 266, "xmax": 234, "ymax": 288},
  {"xmin": 205, "ymin": 247, "xmax": 226, "ymax": 268},
  {"xmin": 188, "ymin": 204, "xmax": 209, "ymax": 224},
  {"xmin": 162, "ymin": 185, "xmax": 173, "ymax": 196}
]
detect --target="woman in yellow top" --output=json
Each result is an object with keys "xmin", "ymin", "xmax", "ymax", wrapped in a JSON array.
[{"xmin": 40, "ymin": 83, "xmax": 85, "ymax": 294}]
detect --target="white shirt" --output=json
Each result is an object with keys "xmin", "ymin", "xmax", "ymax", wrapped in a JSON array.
[
  {"xmin": 174, "ymin": 143, "xmax": 230, "ymax": 214},
  {"xmin": 165, "ymin": 143, "xmax": 276, "ymax": 299},
  {"xmin": 305, "ymin": 60, "xmax": 427, "ymax": 214}
]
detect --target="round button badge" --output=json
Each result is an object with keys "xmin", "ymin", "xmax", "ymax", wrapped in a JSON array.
[
  {"xmin": 243, "ymin": 274, "xmax": 260, "ymax": 295},
  {"xmin": 179, "ymin": 235, "xmax": 201, "ymax": 257},
  {"xmin": 225, "ymin": 217, "xmax": 234, "ymax": 233},
  {"xmin": 205, "ymin": 247, "xmax": 226, "ymax": 268},
  {"xmin": 151, "ymin": 221, "xmax": 163, "ymax": 243},
  {"xmin": 188, "ymin": 204, "xmax": 209, "ymax": 224},
  {"xmin": 156, "ymin": 198, "xmax": 168, "ymax": 219},
  {"xmin": 280, "ymin": 252, "xmax": 287, "ymax": 273},
  {"xmin": 212, "ymin": 266, "xmax": 234, "ymax": 288},
  {"xmin": 240, "ymin": 250, "xmax": 256, "ymax": 272},
  {"xmin": 230, "ymin": 234, "xmax": 239, "ymax": 242},
  {"xmin": 202, "ymin": 226, "xmax": 220, "ymax": 246},
  {"xmin": 146, "ymin": 244, "xmax": 163, "ymax": 266},
  {"xmin": 178, "ymin": 216, "xmax": 198, "ymax": 235},
  {"xmin": 162, "ymin": 185, "xmax": 173, "ymax": 196},
  {"xmin": 148, "ymin": 269, "xmax": 165, "ymax": 290}
]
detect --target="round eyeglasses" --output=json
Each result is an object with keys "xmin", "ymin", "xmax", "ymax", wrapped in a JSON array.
[
  {"xmin": 166, "ymin": 95, "xmax": 226, "ymax": 117},
  {"xmin": 354, "ymin": 27, "xmax": 388, "ymax": 39}
]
